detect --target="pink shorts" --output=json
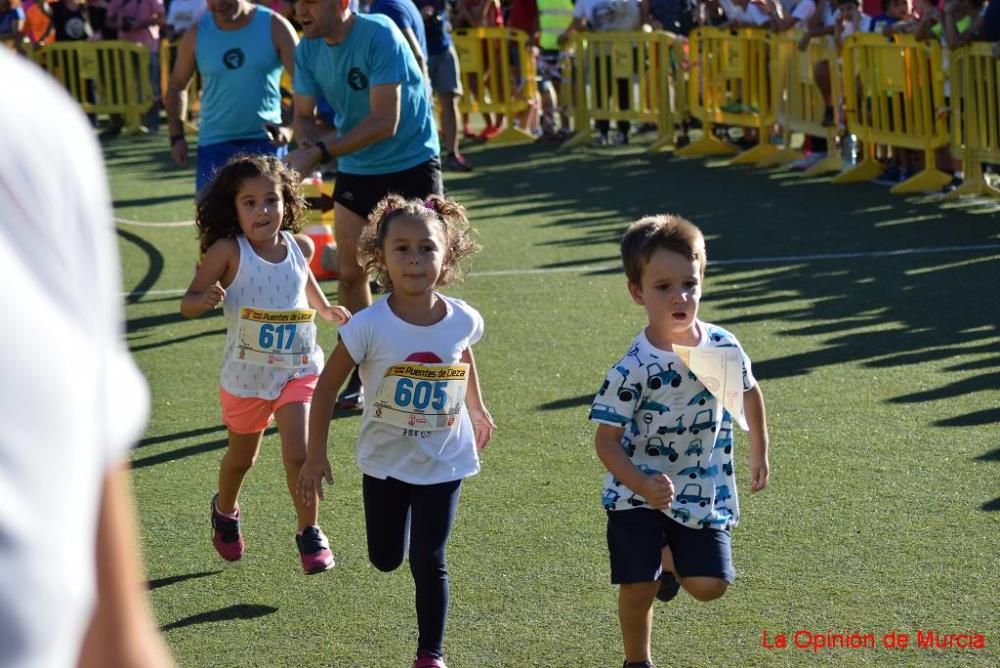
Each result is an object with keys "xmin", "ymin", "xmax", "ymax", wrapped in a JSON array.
[{"xmin": 219, "ymin": 374, "xmax": 319, "ymax": 434}]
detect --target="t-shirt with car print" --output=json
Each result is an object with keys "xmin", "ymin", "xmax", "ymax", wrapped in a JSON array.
[{"xmin": 589, "ymin": 322, "xmax": 755, "ymax": 530}]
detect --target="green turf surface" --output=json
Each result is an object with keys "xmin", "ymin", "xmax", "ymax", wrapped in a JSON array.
[{"xmin": 107, "ymin": 133, "xmax": 1000, "ymax": 667}]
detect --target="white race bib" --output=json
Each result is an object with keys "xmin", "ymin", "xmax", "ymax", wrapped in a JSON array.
[
  {"xmin": 371, "ymin": 363, "xmax": 470, "ymax": 431},
  {"xmin": 233, "ymin": 307, "xmax": 316, "ymax": 368}
]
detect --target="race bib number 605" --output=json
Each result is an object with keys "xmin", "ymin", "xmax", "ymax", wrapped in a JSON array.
[
  {"xmin": 371, "ymin": 363, "xmax": 470, "ymax": 431},
  {"xmin": 234, "ymin": 307, "xmax": 317, "ymax": 368}
]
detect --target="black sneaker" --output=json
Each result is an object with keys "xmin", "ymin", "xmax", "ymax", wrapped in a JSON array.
[
  {"xmin": 336, "ymin": 367, "xmax": 364, "ymax": 410},
  {"xmin": 623, "ymin": 660, "xmax": 655, "ymax": 668},
  {"xmin": 821, "ymin": 106, "xmax": 835, "ymax": 127},
  {"xmin": 655, "ymin": 570, "xmax": 680, "ymax": 602},
  {"xmin": 445, "ymin": 152, "xmax": 473, "ymax": 172}
]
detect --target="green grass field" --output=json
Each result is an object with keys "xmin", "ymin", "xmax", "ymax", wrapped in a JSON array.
[{"xmin": 108, "ymin": 133, "xmax": 1000, "ymax": 667}]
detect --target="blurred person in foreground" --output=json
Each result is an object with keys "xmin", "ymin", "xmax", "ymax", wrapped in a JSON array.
[{"xmin": 0, "ymin": 48, "xmax": 173, "ymax": 668}]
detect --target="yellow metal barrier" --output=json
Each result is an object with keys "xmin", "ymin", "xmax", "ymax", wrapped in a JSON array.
[
  {"xmin": 761, "ymin": 31, "xmax": 842, "ymax": 174},
  {"xmin": 561, "ymin": 30, "xmax": 685, "ymax": 152},
  {"xmin": 34, "ymin": 40, "xmax": 152, "ymax": 132},
  {"xmin": 834, "ymin": 33, "xmax": 950, "ymax": 193},
  {"xmin": 678, "ymin": 27, "xmax": 777, "ymax": 164},
  {"xmin": 453, "ymin": 27, "xmax": 537, "ymax": 145},
  {"xmin": 160, "ymin": 38, "xmax": 202, "ymax": 130},
  {"xmin": 947, "ymin": 43, "xmax": 1000, "ymax": 199}
]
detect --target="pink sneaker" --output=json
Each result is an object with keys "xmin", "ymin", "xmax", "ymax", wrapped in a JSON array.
[
  {"xmin": 413, "ymin": 652, "xmax": 447, "ymax": 668},
  {"xmin": 211, "ymin": 493, "xmax": 244, "ymax": 561},
  {"xmin": 296, "ymin": 526, "xmax": 335, "ymax": 575}
]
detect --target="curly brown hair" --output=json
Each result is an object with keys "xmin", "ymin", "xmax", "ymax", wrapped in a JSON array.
[
  {"xmin": 194, "ymin": 154, "xmax": 307, "ymax": 254},
  {"xmin": 359, "ymin": 194, "xmax": 480, "ymax": 291}
]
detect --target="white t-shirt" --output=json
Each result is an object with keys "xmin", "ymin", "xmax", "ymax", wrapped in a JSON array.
[
  {"xmin": 0, "ymin": 49, "xmax": 149, "ymax": 668},
  {"xmin": 572, "ymin": 0, "xmax": 642, "ymax": 32},
  {"xmin": 589, "ymin": 322, "xmax": 755, "ymax": 530},
  {"xmin": 719, "ymin": 0, "xmax": 772, "ymax": 25},
  {"xmin": 789, "ymin": 0, "xmax": 817, "ymax": 28},
  {"xmin": 166, "ymin": 0, "xmax": 206, "ymax": 33},
  {"xmin": 339, "ymin": 295, "xmax": 483, "ymax": 485}
]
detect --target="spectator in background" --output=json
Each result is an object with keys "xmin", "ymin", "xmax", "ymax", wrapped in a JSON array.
[
  {"xmin": 649, "ymin": 0, "xmax": 695, "ymax": 33},
  {"xmin": 0, "ymin": 0, "xmax": 26, "ymax": 40},
  {"xmin": 368, "ymin": 0, "xmax": 428, "ymax": 77},
  {"xmin": 165, "ymin": 0, "xmax": 206, "ymax": 38},
  {"xmin": 52, "ymin": 0, "xmax": 94, "ymax": 41},
  {"xmin": 534, "ymin": 0, "xmax": 575, "ymax": 139},
  {"xmin": 559, "ymin": 0, "xmax": 648, "ymax": 145},
  {"xmin": 974, "ymin": 0, "xmax": 999, "ymax": 41},
  {"xmin": 107, "ymin": 0, "xmax": 166, "ymax": 131},
  {"xmin": 506, "ymin": 0, "xmax": 542, "ymax": 136},
  {"xmin": 0, "ymin": 46, "xmax": 174, "ymax": 668},
  {"xmin": 718, "ymin": 0, "xmax": 771, "ymax": 26},
  {"xmin": 456, "ymin": 0, "xmax": 504, "ymax": 139},
  {"xmin": 165, "ymin": 0, "xmax": 298, "ymax": 192},
  {"xmin": 417, "ymin": 0, "xmax": 474, "ymax": 170},
  {"xmin": 769, "ymin": 0, "xmax": 818, "ymax": 30},
  {"xmin": 22, "ymin": 0, "xmax": 55, "ymax": 44}
]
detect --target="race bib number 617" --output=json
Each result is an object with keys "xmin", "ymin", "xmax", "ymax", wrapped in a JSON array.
[{"xmin": 234, "ymin": 307, "xmax": 316, "ymax": 368}]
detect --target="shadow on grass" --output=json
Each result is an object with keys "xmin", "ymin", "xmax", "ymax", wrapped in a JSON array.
[
  {"xmin": 132, "ymin": 426, "xmax": 278, "ymax": 468},
  {"xmin": 137, "ymin": 425, "xmax": 226, "ymax": 449},
  {"xmin": 114, "ymin": 193, "xmax": 194, "ymax": 209},
  {"xmin": 127, "ymin": 308, "xmax": 222, "ymax": 334},
  {"xmin": 129, "ymin": 327, "xmax": 226, "ymax": 353},
  {"xmin": 537, "ymin": 394, "xmax": 593, "ymax": 411},
  {"xmin": 148, "ymin": 570, "xmax": 221, "ymax": 591},
  {"xmin": 160, "ymin": 604, "xmax": 278, "ymax": 632},
  {"xmin": 467, "ymin": 140, "xmax": 999, "ymax": 429},
  {"xmin": 116, "ymin": 228, "xmax": 164, "ymax": 304},
  {"xmin": 132, "ymin": 438, "xmax": 228, "ymax": 469}
]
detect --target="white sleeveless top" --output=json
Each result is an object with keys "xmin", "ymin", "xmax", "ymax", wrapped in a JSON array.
[{"xmin": 220, "ymin": 231, "xmax": 324, "ymax": 398}]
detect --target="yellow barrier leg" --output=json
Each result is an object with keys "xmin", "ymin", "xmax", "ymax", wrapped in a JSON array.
[
  {"xmin": 757, "ymin": 148, "xmax": 804, "ymax": 167},
  {"xmin": 802, "ymin": 153, "xmax": 843, "ymax": 176},
  {"xmin": 890, "ymin": 167, "xmax": 952, "ymax": 194},
  {"xmin": 488, "ymin": 126, "xmax": 536, "ymax": 146},
  {"xmin": 561, "ymin": 130, "xmax": 594, "ymax": 150},
  {"xmin": 729, "ymin": 142, "xmax": 778, "ymax": 165},
  {"xmin": 944, "ymin": 178, "xmax": 1000, "ymax": 200},
  {"xmin": 831, "ymin": 157, "xmax": 882, "ymax": 184},
  {"xmin": 675, "ymin": 124, "xmax": 739, "ymax": 157}
]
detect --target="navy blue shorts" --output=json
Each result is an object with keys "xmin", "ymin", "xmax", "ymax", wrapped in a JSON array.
[{"xmin": 606, "ymin": 508, "xmax": 736, "ymax": 585}]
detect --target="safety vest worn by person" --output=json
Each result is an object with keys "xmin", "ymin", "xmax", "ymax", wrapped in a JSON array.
[{"xmin": 537, "ymin": 0, "xmax": 574, "ymax": 51}]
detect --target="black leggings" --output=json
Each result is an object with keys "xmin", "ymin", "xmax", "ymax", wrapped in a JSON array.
[{"xmin": 363, "ymin": 475, "xmax": 462, "ymax": 656}]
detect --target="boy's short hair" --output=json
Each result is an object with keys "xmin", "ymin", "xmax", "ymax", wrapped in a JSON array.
[{"xmin": 621, "ymin": 214, "xmax": 707, "ymax": 285}]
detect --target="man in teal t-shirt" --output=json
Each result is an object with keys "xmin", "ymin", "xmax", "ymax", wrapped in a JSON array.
[{"xmin": 286, "ymin": 0, "xmax": 442, "ymax": 409}]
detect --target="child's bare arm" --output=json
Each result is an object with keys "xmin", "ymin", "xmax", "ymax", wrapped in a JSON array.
[
  {"xmin": 179, "ymin": 241, "xmax": 234, "ymax": 318},
  {"xmin": 298, "ymin": 341, "xmax": 356, "ymax": 504},
  {"xmin": 294, "ymin": 234, "xmax": 351, "ymax": 323},
  {"xmin": 461, "ymin": 347, "xmax": 496, "ymax": 450},
  {"xmin": 595, "ymin": 424, "xmax": 673, "ymax": 509},
  {"xmin": 744, "ymin": 384, "xmax": 770, "ymax": 492}
]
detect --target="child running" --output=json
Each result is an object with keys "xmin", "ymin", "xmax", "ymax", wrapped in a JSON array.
[
  {"xmin": 589, "ymin": 215, "xmax": 771, "ymax": 668},
  {"xmin": 298, "ymin": 194, "xmax": 496, "ymax": 668},
  {"xmin": 180, "ymin": 154, "xmax": 350, "ymax": 575}
]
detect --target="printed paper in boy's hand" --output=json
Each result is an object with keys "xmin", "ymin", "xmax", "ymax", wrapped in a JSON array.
[{"xmin": 672, "ymin": 344, "xmax": 749, "ymax": 431}]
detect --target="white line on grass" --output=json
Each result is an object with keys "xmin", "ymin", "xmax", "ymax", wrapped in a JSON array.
[
  {"xmin": 121, "ymin": 242, "xmax": 1000, "ymax": 299},
  {"xmin": 115, "ymin": 217, "xmax": 194, "ymax": 228}
]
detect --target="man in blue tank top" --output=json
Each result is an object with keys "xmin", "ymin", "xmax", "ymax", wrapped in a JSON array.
[
  {"xmin": 286, "ymin": 0, "xmax": 442, "ymax": 409},
  {"xmin": 164, "ymin": 0, "xmax": 299, "ymax": 192}
]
